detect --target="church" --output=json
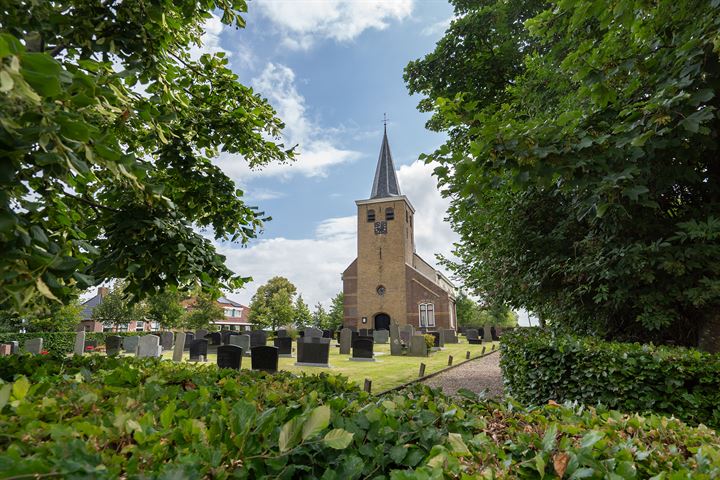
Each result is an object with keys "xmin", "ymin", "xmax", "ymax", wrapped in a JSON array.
[{"xmin": 342, "ymin": 128, "xmax": 457, "ymax": 332}]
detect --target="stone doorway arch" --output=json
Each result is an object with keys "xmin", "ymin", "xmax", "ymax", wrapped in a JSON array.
[{"xmin": 374, "ymin": 313, "xmax": 391, "ymax": 331}]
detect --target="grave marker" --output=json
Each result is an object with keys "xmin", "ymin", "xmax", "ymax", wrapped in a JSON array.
[
  {"xmin": 351, "ymin": 337, "xmax": 374, "ymax": 361},
  {"xmin": 137, "ymin": 335, "xmax": 162, "ymax": 358},
  {"xmin": 249, "ymin": 330, "xmax": 267, "ymax": 348},
  {"xmin": 217, "ymin": 345, "xmax": 243, "ymax": 370},
  {"xmin": 25, "ymin": 338, "xmax": 43, "ymax": 354},
  {"xmin": 123, "ymin": 336, "xmax": 139, "ymax": 354},
  {"xmin": 408, "ymin": 335, "xmax": 428, "ymax": 357},
  {"xmin": 189, "ymin": 339, "xmax": 209, "ymax": 361},
  {"xmin": 160, "ymin": 332, "xmax": 174, "ymax": 351},
  {"xmin": 274, "ymin": 336, "xmax": 293, "ymax": 357},
  {"xmin": 295, "ymin": 337, "xmax": 331, "ymax": 367},
  {"xmin": 339, "ymin": 327, "xmax": 352, "ymax": 355},
  {"xmin": 230, "ymin": 334, "xmax": 251, "ymax": 356},
  {"xmin": 173, "ymin": 332, "xmax": 186, "ymax": 362},
  {"xmin": 389, "ymin": 323, "xmax": 403, "ymax": 356},
  {"xmin": 73, "ymin": 330, "xmax": 86, "ymax": 356},
  {"xmin": 251, "ymin": 345, "xmax": 279, "ymax": 373},
  {"xmin": 106, "ymin": 336, "xmax": 122, "ymax": 356}
]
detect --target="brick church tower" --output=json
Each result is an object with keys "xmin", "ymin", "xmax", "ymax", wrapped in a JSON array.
[{"xmin": 342, "ymin": 127, "xmax": 456, "ymax": 332}]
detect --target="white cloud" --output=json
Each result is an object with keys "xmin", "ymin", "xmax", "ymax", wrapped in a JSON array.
[
  {"xmin": 256, "ymin": 0, "xmax": 415, "ymax": 50},
  {"xmin": 421, "ymin": 16, "xmax": 454, "ymax": 37},
  {"xmin": 214, "ymin": 62, "xmax": 361, "ymax": 179},
  {"xmin": 186, "ymin": 14, "xmax": 254, "ymax": 67},
  {"xmin": 219, "ymin": 160, "xmax": 459, "ymax": 307}
]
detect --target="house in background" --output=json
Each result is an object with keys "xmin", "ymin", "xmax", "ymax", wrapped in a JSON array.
[{"xmin": 80, "ymin": 287, "xmax": 251, "ymax": 332}]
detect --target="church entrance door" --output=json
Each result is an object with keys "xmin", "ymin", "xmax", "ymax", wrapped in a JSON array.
[{"xmin": 374, "ymin": 313, "xmax": 390, "ymax": 331}]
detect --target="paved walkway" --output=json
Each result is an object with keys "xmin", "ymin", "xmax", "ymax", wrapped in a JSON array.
[{"xmin": 422, "ymin": 351, "xmax": 504, "ymax": 398}]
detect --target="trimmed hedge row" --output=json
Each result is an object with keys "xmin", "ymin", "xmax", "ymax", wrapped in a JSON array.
[
  {"xmin": 0, "ymin": 331, "xmax": 143, "ymax": 354},
  {"xmin": 1, "ymin": 355, "xmax": 719, "ymax": 478},
  {"xmin": 501, "ymin": 328, "xmax": 720, "ymax": 428}
]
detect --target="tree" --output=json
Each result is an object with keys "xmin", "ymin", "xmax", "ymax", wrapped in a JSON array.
[
  {"xmin": 455, "ymin": 291, "xmax": 517, "ymax": 329},
  {"xmin": 248, "ymin": 277, "xmax": 297, "ymax": 331},
  {"xmin": 27, "ymin": 302, "xmax": 83, "ymax": 332},
  {"xmin": 182, "ymin": 292, "xmax": 223, "ymax": 331},
  {"xmin": 327, "ymin": 292, "xmax": 344, "ymax": 331},
  {"xmin": 146, "ymin": 289, "xmax": 185, "ymax": 330},
  {"xmin": 91, "ymin": 282, "xmax": 146, "ymax": 330},
  {"xmin": 311, "ymin": 303, "xmax": 330, "ymax": 330},
  {"xmin": 405, "ymin": 0, "xmax": 720, "ymax": 348},
  {"xmin": 0, "ymin": 1, "xmax": 294, "ymax": 315},
  {"xmin": 293, "ymin": 295, "xmax": 312, "ymax": 328}
]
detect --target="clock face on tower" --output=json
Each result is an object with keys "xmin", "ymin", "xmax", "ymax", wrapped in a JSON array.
[{"xmin": 374, "ymin": 221, "xmax": 387, "ymax": 234}]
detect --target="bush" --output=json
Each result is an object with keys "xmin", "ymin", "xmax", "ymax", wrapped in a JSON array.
[
  {"xmin": 0, "ymin": 355, "xmax": 718, "ymax": 478},
  {"xmin": 0, "ymin": 331, "xmax": 142, "ymax": 355},
  {"xmin": 423, "ymin": 334, "xmax": 435, "ymax": 350},
  {"xmin": 501, "ymin": 328, "xmax": 720, "ymax": 428}
]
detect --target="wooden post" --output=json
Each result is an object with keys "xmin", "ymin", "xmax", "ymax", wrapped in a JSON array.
[
  {"xmin": 418, "ymin": 363, "xmax": 426, "ymax": 377},
  {"xmin": 364, "ymin": 378, "xmax": 372, "ymax": 393},
  {"xmin": 491, "ymin": 344, "xmax": 496, "ymax": 351},
  {"xmin": 448, "ymin": 355, "xmax": 453, "ymax": 366},
  {"xmin": 466, "ymin": 351, "xmax": 470, "ymax": 360}
]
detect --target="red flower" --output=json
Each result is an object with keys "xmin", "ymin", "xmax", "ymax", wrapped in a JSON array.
[
  {"xmin": 40, "ymin": 350, "xmax": 49, "ymax": 355},
  {"xmin": 85, "ymin": 345, "xmax": 95, "ymax": 351}
]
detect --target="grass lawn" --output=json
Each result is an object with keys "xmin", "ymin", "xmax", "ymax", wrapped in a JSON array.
[{"xmin": 156, "ymin": 338, "xmax": 499, "ymax": 392}]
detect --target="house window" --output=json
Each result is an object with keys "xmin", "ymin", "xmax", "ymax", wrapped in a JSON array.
[
  {"xmin": 135, "ymin": 321, "xmax": 144, "ymax": 332},
  {"xmin": 386, "ymin": 207, "xmax": 394, "ymax": 221},
  {"xmin": 367, "ymin": 209, "xmax": 375, "ymax": 222},
  {"xmin": 224, "ymin": 308, "xmax": 232, "ymax": 317},
  {"xmin": 151, "ymin": 321, "xmax": 160, "ymax": 331},
  {"xmin": 419, "ymin": 303, "xmax": 435, "ymax": 327}
]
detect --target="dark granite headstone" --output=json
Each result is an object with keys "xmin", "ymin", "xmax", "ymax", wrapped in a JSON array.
[
  {"xmin": 189, "ymin": 339, "xmax": 208, "ymax": 361},
  {"xmin": 220, "ymin": 330, "xmax": 233, "ymax": 345},
  {"xmin": 195, "ymin": 329, "xmax": 208, "ymax": 341},
  {"xmin": 9, "ymin": 341, "xmax": 19, "ymax": 354},
  {"xmin": 105, "ymin": 336, "xmax": 122, "ymax": 356},
  {"xmin": 206, "ymin": 332, "xmax": 221, "ymax": 346},
  {"xmin": 250, "ymin": 330, "xmax": 267, "ymax": 348},
  {"xmin": 160, "ymin": 332, "xmax": 174, "ymax": 351},
  {"xmin": 351, "ymin": 337, "xmax": 374, "ymax": 361},
  {"xmin": 491, "ymin": 326, "xmax": 499, "ymax": 341},
  {"xmin": 466, "ymin": 329, "xmax": 481, "ymax": 345},
  {"xmin": 277, "ymin": 329, "xmax": 288, "ymax": 337},
  {"xmin": 322, "ymin": 329, "xmax": 332, "ymax": 338},
  {"xmin": 183, "ymin": 332, "xmax": 195, "ymax": 349},
  {"xmin": 359, "ymin": 328, "xmax": 370, "ymax": 337},
  {"xmin": 217, "ymin": 345, "xmax": 243, "ymax": 370},
  {"xmin": 296, "ymin": 338, "xmax": 330, "ymax": 367},
  {"xmin": 274, "ymin": 336, "xmax": 292, "ymax": 357},
  {"xmin": 251, "ymin": 346, "xmax": 278, "ymax": 373}
]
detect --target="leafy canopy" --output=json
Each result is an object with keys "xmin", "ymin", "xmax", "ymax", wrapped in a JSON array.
[
  {"xmin": 406, "ymin": 0, "xmax": 720, "ymax": 346},
  {"xmin": 248, "ymin": 276, "xmax": 297, "ymax": 331},
  {"xmin": 0, "ymin": 0, "xmax": 294, "ymax": 314}
]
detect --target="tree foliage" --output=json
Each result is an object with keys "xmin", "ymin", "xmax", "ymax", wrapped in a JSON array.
[
  {"xmin": 0, "ymin": 0, "xmax": 294, "ymax": 314},
  {"xmin": 455, "ymin": 291, "xmax": 517, "ymax": 329},
  {"xmin": 248, "ymin": 276, "xmax": 297, "ymax": 331},
  {"xmin": 26, "ymin": 302, "xmax": 83, "ymax": 333},
  {"xmin": 90, "ymin": 282, "xmax": 146, "ymax": 329},
  {"xmin": 293, "ymin": 295, "xmax": 312, "ymax": 328},
  {"xmin": 145, "ymin": 289, "xmax": 185, "ymax": 330},
  {"xmin": 182, "ymin": 291, "xmax": 223, "ymax": 331},
  {"xmin": 327, "ymin": 292, "xmax": 344, "ymax": 331},
  {"xmin": 311, "ymin": 302, "xmax": 330, "ymax": 330},
  {"xmin": 406, "ymin": 0, "xmax": 720, "ymax": 346}
]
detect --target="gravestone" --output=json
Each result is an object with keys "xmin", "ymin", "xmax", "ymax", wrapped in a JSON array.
[
  {"xmin": 483, "ymin": 325, "xmax": 493, "ymax": 343},
  {"xmin": 173, "ymin": 332, "xmax": 186, "ymax": 362},
  {"xmin": 373, "ymin": 330, "xmax": 389, "ymax": 344},
  {"xmin": 25, "ymin": 338, "xmax": 43, "ymax": 354},
  {"xmin": 408, "ymin": 335, "xmax": 428, "ymax": 357},
  {"xmin": 137, "ymin": 335, "xmax": 162, "ymax": 358},
  {"xmin": 73, "ymin": 330, "xmax": 86, "ymax": 356},
  {"xmin": 491, "ymin": 326, "xmax": 499, "ymax": 341},
  {"xmin": 441, "ymin": 329, "xmax": 458, "ymax": 344},
  {"xmin": 217, "ymin": 345, "xmax": 243, "ymax": 370},
  {"xmin": 184, "ymin": 332, "xmax": 195, "ymax": 349},
  {"xmin": 274, "ymin": 336, "xmax": 293, "ymax": 357},
  {"xmin": 84, "ymin": 339, "xmax": 98, "ymax": 351},
  {"xmin": 339, "ymin": 328, "xmax": 352, "ymax": 355},
  {"xmin": 351, "ymin": 337, "xmax": 374, "ymax": 361},
  {"xmin": 160, "ymin": 332, "xmax": 174, "ymax": 351},
  {"xmin": 389, "ymin": 323, "xmax": 403, "ymax": 356},
  {"xmin": 106, "ymin": 336, "xmax": 122, "ymax": 356},
  {"xmin": 399, "ymin": 325, "xmax": 414, "ymax": 345},
  {"xmin": 206, "ymin": 332, "xmax": 221, "ymax": 346},
  {"xmin": 249, "ymin": 330, "xmax": 267, "ymax": 348},
  {"xmin": 195, "ymin": 329, "xmax": 208, "ymax": 341},
  {"xmin": 9, "ymin": 341, "xmax": 18, "ymax": 354},
  {"xmin": 277, "ymin": 329, "xmax": 288, "ymax": 338},
  {"xmin": 0, "ymin": 344, "xmax": 11, "ymax": 356},
  {"xmin": 359, "ymin": 328, "xmax": 370, "ymax": 337},
  {"xmin": 295, "ymin": 338, "xmax": 330, "ymax": 367},
  {"xmin": 123, "ymin": 335, "xmax": 139, "ymax": 354},
  {"xmin": 322, "ymin": 329, "xmax": 333, "ymax": 338},
  {"xmin": 230, "ymin": 334, "xmax": 252, "ymax": 356},
  {"xmin": 429, "ymin": 331, "xmax": 444, "ymax": 349},
  {"xmin": 466, "ymin": 329, "xmax": 481, "ymax": 345},
  {"xmin": 189, "ymin": 339, "xmax": 209, "ymax": 361},
  {"xmin": 304, "ymin": 327, "xmax": 322, "ymax": 338},
  {"xmin": 251, "ymin": 346, "xmax": 279, "ymax": 373}
]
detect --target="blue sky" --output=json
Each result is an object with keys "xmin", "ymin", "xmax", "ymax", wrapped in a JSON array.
[{"xmin": 194, "ymin": 0, "xmax": 462, "ymax": 308}]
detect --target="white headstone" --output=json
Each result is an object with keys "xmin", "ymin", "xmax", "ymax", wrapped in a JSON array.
[
  {"xmin": 137, "ymin": 335, "xmax": 161, "ymax": 358},
  {"xmin": 173, "ymin": 332, "xmax": 186, "ymax": 362},
  {"xmin": 73, "ymin": 330, "xmax": 86, "ymax": 356}
]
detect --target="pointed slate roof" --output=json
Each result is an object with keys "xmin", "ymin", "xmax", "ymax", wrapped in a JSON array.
[{"xmin": 370, "ymin": 126, "xmax": 401, "ymax": 199}]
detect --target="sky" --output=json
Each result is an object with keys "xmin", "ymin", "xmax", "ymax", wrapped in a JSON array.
[{"xmin": 192, "ymin": 0, "xmax": 467, "ymax": 310}]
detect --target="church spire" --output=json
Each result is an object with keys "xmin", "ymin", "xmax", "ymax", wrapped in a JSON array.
[{"xmin": 370, "ymin": 123, "xmax": 401, "ymax": 199}]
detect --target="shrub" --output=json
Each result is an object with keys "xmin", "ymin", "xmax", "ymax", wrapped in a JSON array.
[
  {"xmin": 501, "ymin": 328, "xmax": 720, "ymax": 428},
  {"xmin": 0, "ymin": 355, "xmax": 718, "ymax": 478},
  {"xmin": 0, "ymin": 332, "xmax": 142, "ymax": 355},
  {"xmin": 423, "ymin": 334, "xmax": 435, "ymax": 350}
]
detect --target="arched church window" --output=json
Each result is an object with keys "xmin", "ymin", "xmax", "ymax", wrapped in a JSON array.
[
  {"xmin": 367, "ymin": 209, "xmax": 375, "ymax": 222},
  {"xmin": 386, "ymin": 207, "xmax": 394, "ymax": 221},
  {"xmin": 419, "ymin": 303, "xmax": 435, "ymax": 327}
]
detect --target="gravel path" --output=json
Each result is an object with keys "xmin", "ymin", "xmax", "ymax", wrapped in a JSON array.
[{"xmin": 423, "ymin": 352, "xmax": 504, "ymax": 399}]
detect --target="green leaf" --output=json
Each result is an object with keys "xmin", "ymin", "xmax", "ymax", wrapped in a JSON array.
[
  {"xmin": 580, "ymin": 430, "xmax": 604, "ymax": 448},
  {"xmin": 20, "ymin": 52, "xmax": 62, "ymax": 97},
  {"xmin": 0, "ymin": 70, "xmax": 13, "ymax": 92},
  {"xmin": 36, "ymin": 277, "xmax": 60, "ymax": 302},
  {"xmin": 12, "ymin": 376, "xmax": 30, "ymax": 400},
  {"xmin": 56, "ymin": 115, "xmax": 91, "ymax": 142},
  {"xmin": 535, "ymin": 454, "xmax": 546, "ymax": 478},
  {"xmin": 542, "ymin": 424, "xmax": 558, "ymax": 452},
  {"xmin": 323, "ymin": 429, "xmax": 354, "ymax": 449},
  {"xmin": 0, "ymin": 383, "xmax": 12, "ymax": 410},
  {"xmin": 160, "ymin": 402, "xmax": 176, "ymax": 429},
  {"xmin": 302, "ymin": 405, "xmax": 330, "ymax": 440},
  {"xmin": 278, "ymin": 416, "xmax": 303, "ymax": 453},
  {"xmin": 447, "ymin": 433, "xmax": 470, "ymax": 454}
]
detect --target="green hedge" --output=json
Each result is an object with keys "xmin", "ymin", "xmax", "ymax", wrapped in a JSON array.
[
  {"xmin": 501, "ymin": 328, "xmax": 720, "ymax": 428},
  {"xmin": 0, "ymin": 331, "xmax": 142, "ymax": 354},
  {"xmin": 0, "ymin": 355, "xmax": 718, "ymax": 478}
]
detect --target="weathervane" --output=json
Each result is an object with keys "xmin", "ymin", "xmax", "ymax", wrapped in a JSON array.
[{"xmin": 383, "ymin": 112, "xmax": 389, "ymax": 132}]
